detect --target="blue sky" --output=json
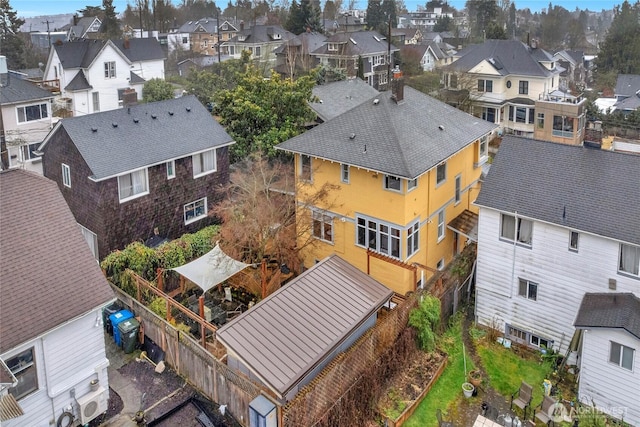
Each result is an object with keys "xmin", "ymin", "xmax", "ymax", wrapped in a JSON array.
[{"xmin": 12, "ymin": 0, "xmax": 622, "ymax": 18}]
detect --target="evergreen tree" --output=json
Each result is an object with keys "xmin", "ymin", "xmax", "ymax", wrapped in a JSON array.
[
  {"xmin": 324, "ymin": 1, "xmax": 337, "ymax": 20},
  {"xmin": 0, "ymin": 0, "xmax": 26, "ymax": 69},
  {"xmin": 300, "ymin": 0, "xmax": 322, "ymax": 33},
  {"xmin": 381, "ymin": 0, "xmax": 397, "ymax": 30},
  {"xmin": 366, "ymin": 0, "xmax": 383, "ymax": 32},
  {"xmin": 285, "ymin": 0, "xmax": 303, "ymax": 33},
  {"xmin": 103, "ymin": 0, "xmax": 122, "ymax": 39},
  {"xmin": 433, "ymin": 15, "xmax": 452, "ymax": 32},
  {"xmin": 594, "ymin": 0, "xmax": 640, "ymax": 75},
  {"xmin": 466, "ymin": 0, "xmax": 498, "ymax": 40}
]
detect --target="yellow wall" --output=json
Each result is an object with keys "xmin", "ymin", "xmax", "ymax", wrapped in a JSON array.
[{"xmin": 295, "ymin": 140, "xmax": 484, "ymax": 295}]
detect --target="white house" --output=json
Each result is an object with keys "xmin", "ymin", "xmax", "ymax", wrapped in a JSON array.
[
  {"xmin": 0, "ymin": 169, "xmax": 115, "ymax": 426},
  {"xmin": 474, "ymin": 136, "xmax": 640, "ymax": 425},
  {"xmin": 43, "ymin": 38, "xmax": 165, "ymax": 116},
  {"xmin": 0, "ymin": 57, "xmax": 55, "ymax": 174}
]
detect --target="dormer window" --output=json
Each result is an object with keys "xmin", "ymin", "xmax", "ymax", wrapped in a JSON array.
[{"xmin": 328, "ymin": 42, "xmax": 338, "ymax": 51}]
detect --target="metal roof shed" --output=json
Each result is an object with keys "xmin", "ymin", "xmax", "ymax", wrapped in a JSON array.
[{"xmin": 216, "ymin": 255, "xmax": 393, "ymax": 403}]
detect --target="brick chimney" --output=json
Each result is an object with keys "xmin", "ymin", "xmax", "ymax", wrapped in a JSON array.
[
  {"xmin": 391, "ymin": 66, "xmax": 404, "ymax": 104},
  {"xmin": 122, "ymin": 88, "xmax": 138, "ymax": 107},
  {"xmin": 123, "ymin": 36, "xmax": 130, "ymax": 49}
]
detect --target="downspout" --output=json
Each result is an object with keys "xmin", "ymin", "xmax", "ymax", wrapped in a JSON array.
[{"xmin": 509, "ymin": 211, "xmax": 517, "ymax": 298}]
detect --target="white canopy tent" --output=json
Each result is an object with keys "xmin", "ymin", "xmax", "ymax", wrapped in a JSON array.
[{"xmin": 170, "ymin": 244, "xmax": 251, "ymax": 293}]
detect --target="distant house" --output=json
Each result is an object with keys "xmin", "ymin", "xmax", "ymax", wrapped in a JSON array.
[
  {"xmin": 39, "ymin": 96, "xmax": 234, "ymax": 259},
  {"xmin": 397, "ymin": 8, "xmax": 453, "ymax": 30},
  {"xmin": 613, "ymin": 74, "xmax": 640, "ymax": 114},
  {"xmin": 176, "ymin": 55, "xmax": 230, "ymax": 77},
  {"xmin": 0, "ymin": 58, "xmax": 55, "ymax": 174},
  {"xmin": 63, "ymin": 16, "xmax": 103, "ymax": 40},
  {"xmin": 173, "ymin": 18, "xmax": 238, "ymax": 57},
  {"xmin": 274, "ymin": 32, "xmax": 326, "ymax": 77},
  {"xmin": 553, "ymin": 49, "xmax": 586, "ymax": 89},
  {"xmin": 216, "ymin": 255, "xmax": 393, "ymax": 403},
  {"xmin": 223, "ymin": 24, "xmax": 295, "ymax": 67},
  {"xmin": 0, "ymin": 169, "xmax": 115, "ymax": 427},
  {"xmin": 391, "ymin": 27, "xmax": 422, "ymax": 45},
  {"xmin": 401, "ymin": 41, "xmax": 455, "ymax": 72},
  {"xmin": 310, "ymin": 30, "xmax": 399, "ymax": 90},
  {"xmin": 42, "ymin": 38, "xmax": 165, "ymax": 116}
]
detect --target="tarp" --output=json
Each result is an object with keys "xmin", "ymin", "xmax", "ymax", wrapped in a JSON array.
[{"xmin": 170, "ymin": 244, "xmax": 250, "ymax": 293}]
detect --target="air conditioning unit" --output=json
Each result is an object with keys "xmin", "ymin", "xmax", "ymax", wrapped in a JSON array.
[{"xmin": 76, "ymin": 386, "xmax": 108, "ymax": 424}]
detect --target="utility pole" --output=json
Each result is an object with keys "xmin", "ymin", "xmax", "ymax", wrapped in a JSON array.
[
  {"xmin": 216, "ymin": 6, "xmax": 221, "ymax": 67},
  {"xmin": 42, "ymin": 20, "xmax": 54, "ymax": 49}
]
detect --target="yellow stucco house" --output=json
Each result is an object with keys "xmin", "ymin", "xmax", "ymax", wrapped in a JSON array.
[{"xmin": 276, "ymin": 78, "xmax": 498, "ymax": 295}]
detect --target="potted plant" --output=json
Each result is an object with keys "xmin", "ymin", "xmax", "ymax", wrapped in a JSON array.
[
  {"xmin": 462, "ymin": 382, "xmax": 475, "ymax": 398},
  {"xmin": 468, "ymin": 369, "xmax": 482, "ymax": 387}
]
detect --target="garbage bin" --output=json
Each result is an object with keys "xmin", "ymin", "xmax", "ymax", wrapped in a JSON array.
[
  {"xmin": 103, "ymin": 303, "xmax": 122, "ymax": 336},
  {"xmin": 118, "ymin": 317, "xmax": 140, "ymax": 354},
  {"xmin": 110, "ymin": 310, "xmax": 134, "ymax": 346}
]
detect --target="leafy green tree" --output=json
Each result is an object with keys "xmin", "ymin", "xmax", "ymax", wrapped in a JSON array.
[
  {"xmin": 433, "ymin": 15, "xmax": 453, "ymax": 32},
  {"xmin": 213, "ymin": 67, "xmax": 317, "ymax": 161},
  {"xmin": 184, "ymin": 52, "xmax": 250, "ymax": 106},
  {"xmin": 366, "ymin": 0, "xmax": 384, "ymax": 32},
  {"xmin": 594, "ymin": 0, "xmax": 640, "ymax": 77},
  {"xmin": 485, "ymin": 22, "xmax": 507, "ymax": 39},
  {"xmin": 540, "ymin": 3, "xmax": 571, "ymax": 48},
  {"xmin": 102, "ymin": 0, "xmax": 122, "ymax": 39},
  {"xmin": 143, "ymin": 78, "xmax": 175, "ymax": 102},
  {"xmin": 408, "ymin": 295, "xmax": 441, "ymax": 352},
  {"xmin": 381, "ymin": 0, "xmax": 397, "ymax": 29},
  {"xmin": 78, "ymin": 5, "xmax": 104, "ymax": 17},
  {"xmin": 0, "ymin": 0, "xmax": 26, "ymax": 69}
]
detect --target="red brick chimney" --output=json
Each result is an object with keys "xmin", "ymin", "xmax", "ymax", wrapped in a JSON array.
[
  {"xmin": 123, "ymin": 36, "xmax": 130, "ymax": 49},
  {"xmin": 391, "ymin": 66, "xmax": 404, "ymax": 104}
]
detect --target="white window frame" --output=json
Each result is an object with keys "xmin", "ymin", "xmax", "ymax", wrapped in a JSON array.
[
  {"xmin": 569, "ymin": 231, "xmax": 579, "ymax": 252},
  {"xmin": 518, "ymin": 278, "xmax": 538, "ymax": 301},
  {"xmin": 62, "ymin": 163, "xmax": 71, "ymax": 188},
  {"xmin": 530, "ymin": 334, "xmax": 551, "ymax": 349},
  {"xmin": 619, "ymin": 243, "xmax": 640, "ymax": 277},
  {"xmin": 341, "ymin": 164, "xmax": 350, "ymax": 183},
  {"xmin": 478, "ymin": 135, "xmax": 488, "ymax": 163},
  {"xmin": 184, "ymin": 197, "xmax": 207, "ymax": 224},
  {"xmin": 384, "ymin": 174, "xmax": 401, "ymax": 192},
  {"xmin": 118, "ymin": 168, "xmax": 149, "ymax": 202},
  {"xmin": 20, "ymin": 143, "xmax": 41, "ymax": 163},
  {"xmin": 312, "ymin": 210, "xmax": 334, "ymax": 243},
  {"xmin": 437, "ymin": 210, "xmax": 445, "ymax": 242},
  {"xmin": 407, "ymin": 221, "xmax": 419, "ymax": 257},
  {"xmin": 356, "ymin": 216, "xmax": 401, "ymax": 259},
  {"xmin": 379, "ymin": 72, "xmax": 388, "ymax": 85},
  {"xmin": 299, "ymin": 154, "xmax": 312, "ymax": 181},
  {"xmin": 7, "ymin": 348, "xmax": 38, "ymax": 400},
  {"xmin": 407, "ymin": 178, "xmax": 417, "ymax": 192},
  {"xmin": 79, "ymin": 224, "xmax": 99, "ymax": 260},
  {"xmin": 17, "ymin": 102, "xmax": 49, "ymax": 124},
  {"xmin": 92, "ymin": 91, "xmax": 100, "ymax": 112},
  {"xmin": 192, "ymin": 149, "xmax": 217, "ymax": 178},
  {"xmin": 454, "ymin": 174, "xmax": 461, "ymax": 204},
  {"xmin": 500, "ymin": 213, "xmax": 533, "ymax": 246},
  {"xmin": 328, "ymin": 42, "xmax": 338, "ymax": 51},
  {"xmin": 104, "ymin": 61, "xmax": 116, "ymax": 78},
  {"xmin": 609, "ymin": 341, "xmax": 634, "ymax": 371},
  {"xmin": 436, "ymin": 163, "xmax": 446, "ymax": 186},
  {"xmin": 166, "ymin": 160, "xmax": 176, "ymax": 179},
  {"xmin": 373, "ymin": 55, "xmax": 384, "ymax": 66}
]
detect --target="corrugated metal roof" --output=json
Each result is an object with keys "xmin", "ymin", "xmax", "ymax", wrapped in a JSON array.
[{"xmin": 216, "ymin": 255, "xmax": 393, "ymax": 399}]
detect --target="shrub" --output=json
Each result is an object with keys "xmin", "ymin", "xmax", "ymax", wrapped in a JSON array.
[
  {"xmin": 408, "ymin": 294, "xmax": 441, "ymax": 352},
  {"xmin": 148, "ymin": 297, "xmax": 168, "ymax": 318}
]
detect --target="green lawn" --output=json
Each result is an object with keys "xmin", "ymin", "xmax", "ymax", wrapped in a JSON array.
[{"xmin": 403, "ymin": 315, "xmax": 475, "ymax": 427}]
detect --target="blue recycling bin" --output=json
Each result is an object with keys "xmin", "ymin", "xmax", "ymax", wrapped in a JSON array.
[{"xmin": 109, "ymin": 310, "xmax": 134, "ymax": 346}]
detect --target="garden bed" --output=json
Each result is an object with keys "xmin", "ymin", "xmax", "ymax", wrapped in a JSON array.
[{"xmin": 378, "ymin": 351, "xmax": 448, "ymax": 427}]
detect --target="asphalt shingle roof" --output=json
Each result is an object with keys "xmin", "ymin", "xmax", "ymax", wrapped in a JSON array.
[
  {"xmin": 227, "ymin": 25, "xmax": 294, "ymax": 44},
  {"xmin": 614, "ymin": 74, "xmax": 640, "ymax": 97},
  {"xmin": 475, "ymin": 136, "xmax": 640, "ymax": 246},
  {"xmin": 312, "ymin": 30, "xmax": 398, "ymax": 56},
  {"xmin": 178, "ymin": 17, "xmax": 218, "ymax": 34},
  {"xmin": 447, "ymin": 39, "xmax": 558, "ymax": 78},
  {"xmin": 0, "ymin": 169, "xmax": 114, "ymax": 353},
  {"xmin": 311, "ymin": 78, "xmax": 380, "ymax": 122},
  {"xmin": 574, "ymin": 293, "xmax": 640, "ymax": 339},
  {"xmin": 64, "ymin": 70, "xmax": 92, "ymax": 90},
  {"xmin": 277, "ymin": 85, "xmax": 497, "ymax": 178},
  {"xmin": 0, "ymin": 74, "xmax": 54, "ymax": 105},
  {"xmin": 47, "ymin": 95, "xmax": 234, "ymax": 180},
  {"xmin": 54, "ymin": 38, "xmax": 164, "ymax": 69}
]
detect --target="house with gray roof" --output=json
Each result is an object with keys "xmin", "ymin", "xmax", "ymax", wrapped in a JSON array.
[
  {"xmin": 573, "ymin": 293, "xmax": 640, "ymax": 426},
  {"xmin": 401, "ymin": 41, "xmax": 455, "ymax": 73},
  {"xmin": 0, "ymin": 169, "xmax": 115, "ymax": 427},
  {"xmin": 273, "ymin": 31, "xmax": 326, "ymax": 78},
  {"xmin": 310, "ymin": 30, "xmax": 399, "ymax": 90},
  {"xmin": 64, "ymin": 16, "xmax": 103, "ymax": 40},
  {"xmin": 613, "ymin": 74, "xmax": 640, "ymax": 114},
  {"xmin": 216, "ymin": 254, "xmax": 393, "ymax": 403},
  {"xmin": 474, "ymin": 136, "xmax": 640, "ymax": 425},
  {"xmin": 38, "ymin": 95, "xmax": 234, "ymax": 259},
  {"xmin": 43, "ymin": 38, "xmax": 165, "ymax": 116},
  {"xmin": 170, "ymin": 18, "xmax": 238, "ymax": 56},
  {"xmin": 442, "ymin": 39, "xmax": 585, "ymax": 142},
  {"xmin": 0, "ymin": 58, "xmax": 55, "ymax": 174},
  {"xmin": 223, "ymin": 24, "xmax": 295, "ymax": 67}
]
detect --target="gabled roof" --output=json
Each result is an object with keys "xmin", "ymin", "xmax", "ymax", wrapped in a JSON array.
[
  {"xmin": 54, "ymin": 38, "xmax": 164, "ymax": 70},
  {"xmin": 64, "ymin": 69, "xmax": 92, "ymax": 91},
  {"xmin": 178, "ymin": 17, "xmax": 218, "ymax": 34},
  {"xmin": 574, "ymin": 293, "xmax": 640, "ymax": 340},
  {"xmin": 129, "ymin": 71, "xmax": 146, "ymax": 84},
  {"xmin": 112, "ymin": 38, "xmax": 165, "ymax": 62},
  {"xmin": 227, "ymin": 25, "xmax": 294, "ymax": 44},
  {"xmin": 277, "ymin": 85, "xmax": 497, "ymax": 179},
  {"xmin": 216, "ymin": 255, "xmax": 392, "ymax": 400},
  {"xmin": 41, "ymin": 95, "xmax": 234, "ymax": 180},
  {"xmin": 475, "ymin": 136, "xmax": 640, "ymax": 246},
  {"xmin": 614, "ymin": 74, "xmax": 640, "ymax": 98},
  {"xmin": 0, "ymin": 73, "xmax": 54, "ymax": 105},
  {"xmin": 614, "ymin": 93, "xmax": 640, "ymax": 111},
  {"xmin": 0, "ymin": 170, "xmax": 114, "ymax": 353},
  {"xmin": 273, "ymin": 32, "xmax": 327, "ymax": 55},
  {"xmin": 310, "ymin": 78, "xmax": 379, "ymax": 122},
  {"xmin": 447, "ymin": 39, "xmax": 559, "ymax": 78},
  {"xmin": 312, "ymin": 30, "xmax": 398, "ymax": 57}
]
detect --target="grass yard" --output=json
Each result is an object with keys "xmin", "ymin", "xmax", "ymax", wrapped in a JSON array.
[{"xmin": 403, "ymin": 315, "xmax": 475, "ymax": 427}]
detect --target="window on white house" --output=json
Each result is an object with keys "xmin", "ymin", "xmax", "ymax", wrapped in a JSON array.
[
  {"xmin": 508, "ymin": 325, "xmax": 527, "ymax": 342},
  {"xmin": 530, "ymin": 335, "xmax": 551, "ymax": 349},
  {"xmin": 92, "ymin": 91, "xmax": 100, "ymax": 112},
  {"xmin": 192, "ymin": 149, "xmax": 216, "ymax": 177},
  {"xmin": 104, "ymin": 61, "xmax": 116, "ymax": 78},
  {"xmin": 79, "ymin": 224, "xmax": 99, "ymax": 260},
  {"xmin": 407, "ymin": 178, "xmax": 417, "ymax": 191},
  {"xmin": 569, "ymin": 231, "xmax": 579, "ymax": 252},
  {"xmin": 384, "ymin": 175, "xmax": 401, "ymax": 191},
  {"xmin": 437, "ymin": 210, "xmax": 445, "ymax": 241},
  {"xmin": 373, "ymin": 55, "xmax": 384, "ymax": 66},
  {"xmin": 500, "ymin": 214, "xmax": 533, "ymax": 246},
  {"xmin": 407, "ymin": 221, "xmax": 419, "ymax": 257},
  {"xmin": 477, "ymin": 79, "xmax": 493, "ymax": 92},
  {"xmin": 118, "ymin": 169, "xmax": 148, "ymax": 202},
  {"xmin": 312, "ymin": 210, "xmax": 333, "ymax": 242},
  {"xmin": 184, "ymin": 197, "xmax": 207, "ymax": 224},
  {"xmin": 62, "ymin": 164, "xmax": 71, "ymax": 188},
  {"xmin": 17, "ymin": 103, "xmax": 48, "ymax": 123},
  {"xmin": 20, "ymin": 143, "xmax": 41, "ymax": 162},
  {"xmin": 518, "ymin": 278, "xmax": 538, "ymax": 301},
  {"xmin": 436, "ymin": 163, "xmax": 446, "ymax": 186},
  {"xmin": 455, "ymin": 175, "xmax": 461, "ymax": 203},
  {"xmin": 7, "ymin": 348, "xmax": 38, "ymax": 400},
  {"xmin": 379, "ymin": 72, "xmax": 388, "ymax": 85},
  {"xmin": 255, "ymin": 46, "xmax": 261, "ymax": 56},
  {"xmin": 609, "ymin": 341, "xmax": 634, "ymax": 370},
  {"xmin": 166, "ymin": 160, "xmax": 176, "ymax": 179},
  {"xmin": 356, "ymin": 216, "xmax": 401, "ymax": 259},
  {"xmin": 619, "ymin": 243, "xmax": 640, "ymax": 276},
  {"xmin": 341, "ymin": 164, "xmax": 350, "ymax": 183},
  {"xmin": 328, "ymin": 42, "xmax": 338, "ymax": 51},
  {"xmin": 299, "ymin": 154, "xmax": 312, "ymax": 181}
]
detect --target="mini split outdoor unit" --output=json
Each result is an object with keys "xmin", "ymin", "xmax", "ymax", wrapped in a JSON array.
[{"xmin": 76, "ymin": 386, "xmax": 108, "ymax": 424}]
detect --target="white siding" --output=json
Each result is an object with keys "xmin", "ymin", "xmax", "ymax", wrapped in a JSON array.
[
  {"xmin": 476, "ymin": 208, "xmax": 639, "ymax": 353},
  {"xmin": 578, "ymin": 329, "xmax": 640, "ymax": 426},
  {"xmin": 1, "ymin": 309, "xmax": 109, "ymax": 427},
  {"xmin": 82, "ymin": 45, "xmax": 132, "ymax": 114}
]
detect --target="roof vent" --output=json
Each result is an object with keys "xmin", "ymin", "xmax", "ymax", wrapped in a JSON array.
[
  {"xmin": 133, "ymin": 118, "xmax": 139, "ymax": 123},
  {"xmin": 168, "ymin": 111, "xmax": 174, "ymax": 116},
  {"xmin": 186, "ymin": 107, "xmax": 191, "ymax": 112},
  {"xmin": 373, "ymin": 98, "xmax": 379, "ymax": 105},
  {"xmin": 349, "ymin": 133, "xmax": 356, "ymax": 140},
  {"xmin": 91, "ymin": 127, "xmax": 98, "ymax": 132},
  {"xmin": 151, "ymin": 114, "xmax": 157, "ymax": 119},
  {"xmin": 438, "ymin": 125, "xmax": 444, "ymax": 131},
  {"xmin": 112, "ymin": 122, "xmax": 118, "ymax": 128}
]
